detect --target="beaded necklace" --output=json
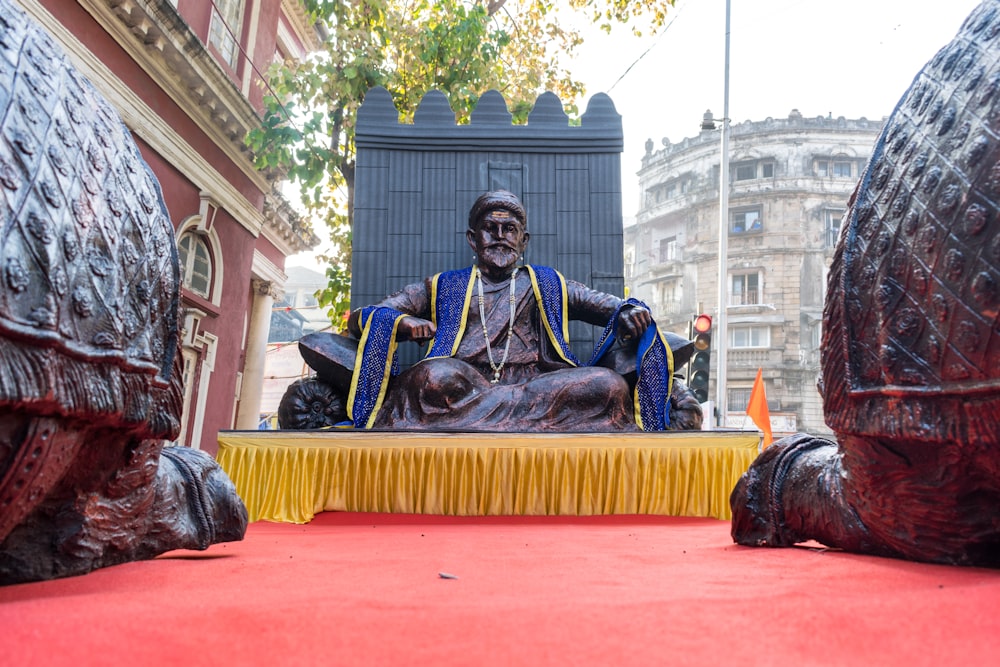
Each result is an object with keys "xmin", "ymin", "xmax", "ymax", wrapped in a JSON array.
[{"xmin": 476, "ymin": 266, "xmax": 519, "ymax": 383}]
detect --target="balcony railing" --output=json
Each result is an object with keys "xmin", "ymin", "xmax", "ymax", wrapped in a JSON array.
[
  {"xmin": 729, "ymin": 289, "xmax": 759, "ymax": 306},
  {"xmin": 657, "ymin": 247, "xmax": 679, "ymax": 264},
  {"xmin": 727, "ymin": 349, "xmax": 775, "ymax": 366},
  {"xmin": 655, "ymin": 300, "xmax": 685, "ymax": 318}
]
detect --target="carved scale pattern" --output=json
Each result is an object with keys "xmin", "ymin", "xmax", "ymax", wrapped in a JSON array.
[
  {"xmin": 838, "ymin": 5, "xmax": 1000, "ymax": 395},
  {"xmin": 0, "ymin": 0, "xmax": 183, "ymax": 545},
  {"xmin": 0, "ymin": 8, "xmax": 178, "ymax": 380}
]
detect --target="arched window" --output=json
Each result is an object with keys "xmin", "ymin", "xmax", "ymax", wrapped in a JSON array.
[{"xmin": 178, "ymin": 232, "xmax": 213, "ymax": 299}]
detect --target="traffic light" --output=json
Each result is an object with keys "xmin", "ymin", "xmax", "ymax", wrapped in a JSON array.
[{"xmin": 688, "ymin": 314, "xmax": 712, "ymax": 403}]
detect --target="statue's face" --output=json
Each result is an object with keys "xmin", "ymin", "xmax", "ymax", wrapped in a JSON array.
[{"xmin": 467, "ymin": 208, "xmax": 529, "ymax": 275}]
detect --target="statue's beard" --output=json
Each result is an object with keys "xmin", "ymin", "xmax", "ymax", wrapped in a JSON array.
[{"xmin": 479, "ymin": 244, "xmax": 519, "ymax": 271}]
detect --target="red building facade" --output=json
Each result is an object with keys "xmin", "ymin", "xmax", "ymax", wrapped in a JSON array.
[{"xmin": 19, "ymin": 0, "xmax": 319, "ymax": 454}]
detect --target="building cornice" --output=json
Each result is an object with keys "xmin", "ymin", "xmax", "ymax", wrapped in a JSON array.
[
  {"xmin": 641, "ymin": 114, "xmax": 887, "ymax": 173},
  {"xmin": 263, "ymin": 190, "xmax": 320, "ymax": 256},
  {"xmin": 281, "ymin": 0, "xmax": 322, "ymax": 52},
  {"xmin": 252, "ymin": 250, "xmax": 287, "ymax": 289}
]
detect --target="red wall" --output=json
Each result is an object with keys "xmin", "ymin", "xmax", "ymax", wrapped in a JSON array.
[
  {"xmin": 135, "ymin": 139, "xmax": 258, "ymax": 454},
  {"xmin": 249, "ymin": 0, "xmax": 282, "ymax": 112}
]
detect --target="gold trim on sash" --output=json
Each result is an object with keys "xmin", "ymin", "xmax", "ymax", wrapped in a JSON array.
[
  {"xmin": 347, "ymin": 310, "xmax": 408, "ymax": 428},
  {"xmin": 526, "ymin": 265, "xmax": 577, "ymax": 367}
]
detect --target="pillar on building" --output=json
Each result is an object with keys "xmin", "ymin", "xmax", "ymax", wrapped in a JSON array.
[{"xmin": 235, "ymin": 278, "xmax": 282, "ymax": 429}]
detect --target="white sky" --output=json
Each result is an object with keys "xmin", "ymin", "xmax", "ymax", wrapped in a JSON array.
[
  {"xmin": 288, "ymin": 0, "xmax": 983, "ymax": 268},
  {"xmin": 572, "ymin": 0, "xmax": 983, "ymax": 218}
]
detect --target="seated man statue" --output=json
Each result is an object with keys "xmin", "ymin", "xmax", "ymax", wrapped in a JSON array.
[{"xmin": 285, "ymin": 190, "xmax": 701, "ymax": 432}]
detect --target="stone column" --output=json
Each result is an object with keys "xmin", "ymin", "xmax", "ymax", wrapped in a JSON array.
[{"xmin": 235, "ymin": 278, "xmax": 282, "ymax": 429}]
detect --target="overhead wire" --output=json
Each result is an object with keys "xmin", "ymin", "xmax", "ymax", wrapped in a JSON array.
[
  {"xmin": 606, "ymin": 0, "xmax": 690, "ymax": 93},
  {"xmin": 208, "ymin": 0, "xmax": 300, "ymax": 128}
]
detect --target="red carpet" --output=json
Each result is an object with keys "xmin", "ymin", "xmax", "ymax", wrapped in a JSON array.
[{"xmin": 2, "ymin": 512, "xmax": 998, "ymax": 666}]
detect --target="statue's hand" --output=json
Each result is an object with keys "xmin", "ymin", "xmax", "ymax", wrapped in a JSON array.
[
  {"xmin": 618, "ymin": 305, "xmax": 652, "ymax": 342},
  {"xmin": 398, "ymin": 316, "xmax": 437, "ymax": 343}
]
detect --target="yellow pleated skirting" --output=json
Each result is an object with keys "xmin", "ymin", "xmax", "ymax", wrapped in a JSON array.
[{"xmin": 216, "ymin": 430, "xmax": 761, "ymax": 523}]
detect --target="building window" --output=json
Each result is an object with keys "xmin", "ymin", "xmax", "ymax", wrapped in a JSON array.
[
  {"xmin": 824, "ymin": 209, "xmax": 843, "ymax": 248},
  {"xmin": 661, "ymin": 280, "xmax": 678, "ymax": 303},
  {"xmin": 816, "ymin": 158, "xmax": 856, "ymax": 178},
  {"xmin": 732, "ymin": 159, "xmax": 775, "ymax": 182},
  {"xmin": 654, "ymin": 178, "xmax": 690, "ymax": 202},
  {"xmin": 654, "ymin": 280, "xmax": 682, "ymax": 316},
  {"xmin": 734, "ymin": 162, "xmax": 757, "ymax": 181},
  {"xmin": 298, "ymin": 289, "xmax": 319, "ymax": 309},
  {"xmin": 178, "ymin": 232, "xmax": 213, "ymax": 299},
  {"xmin": 731, "ymin": 207, "xmax": 762, "ymax": 234},
  {"xmin": 730, "ymin": 272, "xmax": 761, "ymax": 306},
  {"xmin": 658, "ymin": 236, "xmax": 677, "ymax": 263},
  {"xmin": 728, "ymin": 386, "xmax": 753, "ymax": 411},
  {"xmin": 730, "ymin": 325, "xmax": 770, "ymax": 349},
  {"xmin": 210, "ymin": 0, "xmax": 243, "ymax": 68}
]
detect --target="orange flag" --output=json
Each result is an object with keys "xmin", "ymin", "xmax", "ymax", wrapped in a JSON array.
[{"xmin": 746, "ymin": 368, "xmax": 773, "ymax": 448}]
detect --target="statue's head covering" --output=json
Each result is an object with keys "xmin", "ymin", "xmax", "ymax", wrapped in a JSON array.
[{"xmin": 468, "ymin": 190, "xmax": 527, "ymax": 229}]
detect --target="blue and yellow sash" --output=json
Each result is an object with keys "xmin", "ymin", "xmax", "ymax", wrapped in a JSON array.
[
  {"xmin": 346, "ymin": 306, "xmax": 407, "ymax": 428},
  {"xmin": 589, "ymin": 298, "xmax": 675, "ymax": 430},
  {"xmin": 425, "ymin": 265, "xmax": 580, "ymax": 365}
]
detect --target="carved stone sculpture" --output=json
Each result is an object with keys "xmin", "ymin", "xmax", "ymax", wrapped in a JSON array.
[
  {"xmin": 0, "ymin": 0, "xmax": 246, "ymax": 584},
  {"xmin": 281, "ymin": 190, "xmax": 703, "ymax": 432},
  {"xmin": 731, "ymin": 0, "xmax": 1000, "ymax": 567}
]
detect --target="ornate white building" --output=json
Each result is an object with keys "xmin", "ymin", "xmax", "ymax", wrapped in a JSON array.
[{"xmin": 626, "ymin": 110, "xmax": 884, "ymax": 435}]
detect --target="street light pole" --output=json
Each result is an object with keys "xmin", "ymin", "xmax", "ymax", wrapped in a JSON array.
[{"xmin": 715, "ymin": 0, "xmax": 731, "ymax": 427}]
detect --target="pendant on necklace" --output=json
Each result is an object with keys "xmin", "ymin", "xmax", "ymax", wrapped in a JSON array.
[{"xmin": 478, "ymin": 265, "xmax": 518, "ymax": 386}]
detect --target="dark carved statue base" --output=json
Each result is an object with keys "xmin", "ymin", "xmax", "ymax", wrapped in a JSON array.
[
  {"xmin": 0, "ymin": 0, "xmax": 246, "ymax": 584},
  {"xmin": 0, "ymin": 436, "xmax": 247, "ymax": 584},
  {"xmin": 732, "ymin": 0, "xmax": 1000, "ymax": 567},
  {"xmin": 732, "ymin": 433, "xmax": 1000, "ymax": 566}
]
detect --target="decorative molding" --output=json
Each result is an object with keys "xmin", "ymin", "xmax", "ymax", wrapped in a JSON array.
[
  {"xmin": 251, "ymin": 249, "xmax": 287, "ymax": 302},
  {"xmin": 84, "ymin": 0, "xmax": 268, "ymax": 187},
  {"xmin": 91, "ymin": 0, "xmax": 318, "ymax": 255},
  {"xmin": 181, "ymin": 307, "xmax": 208, "ymax": 347},
  {"xmin": 262, "ymin": 190, "xmax": 319, "ymax": 256},
  {"xmin": 187, "ymin": 330, "xmax": 218, "ymax": 451},
  {"xmin": 252, "ymin": 248, "xmax": 286, "ymax": 282},
  {"xmin": 280, "ymin": 0, "xmax": 322, "ymax": 52},
  {"xmin": 251, "ymin": 278, "xmax": 284, "ymax": 302},
  {"xmin": 197, "ymin": 193, "xmax": 220, "ymax": 233}
]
